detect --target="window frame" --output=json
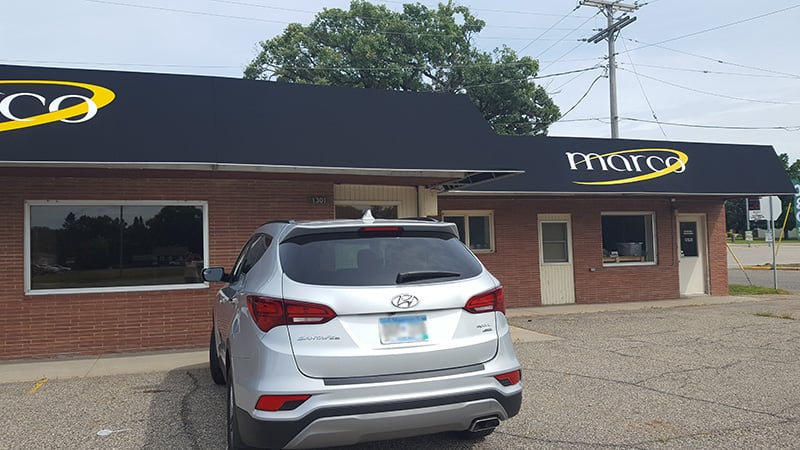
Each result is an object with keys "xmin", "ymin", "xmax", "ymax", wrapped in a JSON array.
[
  {"xmin": 600, "ymin": 211, "xmax": 657, "ymax": 267},
  {"xmin": 441, "ymin": 210, "xmax": 495, "ymax": 253},
  {"xmin": 24, "ymin": 200, "xmax": 210, "ymax": 295},
  {"xmin": 540, "ymin": 220, "xmax": 571, "ymax": 264}
]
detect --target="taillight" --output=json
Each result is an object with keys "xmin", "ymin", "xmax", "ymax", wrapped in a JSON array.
[
  {"xmin": 494, "ymin": 369, "xmax": 521, "ymax": 386},
  {"xmin": 464, "ymin": 286, "xmax": 505, "ymax": 314},
  {"xmin": 255, "ymin": 394, "xmax": 311, "ymax": 411},
  {"xmin": 358, "ymin": 226, "xmax": 403, "ymax": 236},
  {"xmin": 247, "ymin": 296, "xmax": 336, "ymax": 332}
]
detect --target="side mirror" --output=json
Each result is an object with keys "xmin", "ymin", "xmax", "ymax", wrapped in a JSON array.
[{"xmin": 202, "ymin": 267, "xmax": 228, "ymax": 282}]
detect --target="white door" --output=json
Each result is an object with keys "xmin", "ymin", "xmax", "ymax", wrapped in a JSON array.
[
  {"xmin": 678, "ymin": 214, "xmax": 708, "ymax": 296},
  {"xmin": 538, "ymin": 214, "xmax": 575, "ymax": 305}
]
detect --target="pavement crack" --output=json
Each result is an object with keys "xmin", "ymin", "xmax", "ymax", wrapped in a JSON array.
[
  {"xmin": 495, "ymin": 429, "xmax": 647, "ymax": 449},
  {"xmin": 180, "ymin": 370, "xmax": 201, "ymax": 450},
  {"xmin": 535, "ymin": 367, "xmax": 789, "ymax": 421}
]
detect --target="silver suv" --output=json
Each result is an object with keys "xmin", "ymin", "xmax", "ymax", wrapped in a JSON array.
[{"xmin": 203, "ymin": 214, "xmax": 522, "ymax": 449}]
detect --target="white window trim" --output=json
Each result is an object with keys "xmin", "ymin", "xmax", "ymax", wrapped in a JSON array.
[
  {"xmin": 24, "ymin": 200, "xmax": 210, "ymax": 295},
  {"xmin": 601, "ymin": 211, "xmax": 657, "ymax": 267},
  {"xmin": 539, "ymin": 219, "xmax": 572, "ymax": 266},
  {"xmin": 441, "ymin": 210, "xmax": 495, "ymax": 253}
]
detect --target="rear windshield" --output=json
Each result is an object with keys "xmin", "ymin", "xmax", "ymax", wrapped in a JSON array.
[{"xmin": 280, "ymin": 230, "xmax": 483, "ymax": 286}]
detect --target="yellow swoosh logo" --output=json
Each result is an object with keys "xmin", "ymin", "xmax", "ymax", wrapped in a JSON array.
[
  {"xmin": 572, "ymin": 148, "xmax": 689, "ymax": 185},
  {"xmin": 0, "ymin": 80, "xmax": 115, "ymax": 133}
]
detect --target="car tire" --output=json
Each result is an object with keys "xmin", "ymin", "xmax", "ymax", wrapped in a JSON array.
[
  {"xmin": 227, "ymin": 368, "xmax": 248, "ymax": 450},
  {"xmin": 209, "ymin": 328, "xmax": 226, "ymax": 385}
]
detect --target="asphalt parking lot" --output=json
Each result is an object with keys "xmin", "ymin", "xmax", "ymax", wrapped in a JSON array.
[{"xmin": 2, "ymin": 296, "xmax": 799, "ymax": 449}]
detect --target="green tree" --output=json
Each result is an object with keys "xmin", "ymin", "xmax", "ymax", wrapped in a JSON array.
[
  {"xmin": 244, "ymin": 0, "xmax": 560, "ymax": 135},
  {"xmin": 727, "ymin": 153, "xmax": 800, "ymax": 237},
  {"xmin": 776, "ymin": 153, "xmax": 800, "ymax": 236}
]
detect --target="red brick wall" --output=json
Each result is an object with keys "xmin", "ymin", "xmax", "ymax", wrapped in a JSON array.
[
  {"xmin": 0, "ymin": 172, "xmax": 335, "ymax": 360},
  {"xmin": 439, "ymin": 195, "xmax": 727, "ymax": 307}
]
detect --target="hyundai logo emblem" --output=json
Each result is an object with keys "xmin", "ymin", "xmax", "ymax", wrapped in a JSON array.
[{"xmin": 391, "ymin": 294, "xmax": 419, "ymax": 309}]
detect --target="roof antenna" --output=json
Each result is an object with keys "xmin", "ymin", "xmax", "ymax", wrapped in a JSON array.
[{"xmin": 361, "ymin": 209, "xmax": 375, "ymax": 223}]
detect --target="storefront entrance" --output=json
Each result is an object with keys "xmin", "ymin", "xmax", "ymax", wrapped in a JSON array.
[
  {"xmin": 538, "ymin": 214, "xmax": 575, "ymax": 305},
  {"xmin": 678, "ymin": 214, "xmax": 708, "ymax": 296}
]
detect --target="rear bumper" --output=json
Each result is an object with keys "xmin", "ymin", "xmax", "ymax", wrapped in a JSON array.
[{"xmin": 236, "ymin": 389, "xmax": 522, "ymax": 449}]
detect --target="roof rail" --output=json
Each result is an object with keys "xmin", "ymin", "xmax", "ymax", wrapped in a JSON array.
[
  {"xmin": 400, "ymin": 217, "xmax": 440, "ymax": 222},
  {"xmin": 259, "ymin": 219, "xmax": 295, "ymax": 227}
]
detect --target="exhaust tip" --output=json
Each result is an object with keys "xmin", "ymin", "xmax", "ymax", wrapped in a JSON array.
[{"xmin": 469, "ymin": 416, "xmax": 500, "ymax": 432}]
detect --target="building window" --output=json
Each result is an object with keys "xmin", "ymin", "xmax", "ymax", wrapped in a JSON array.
[
  {"xmin": 601, "ymin": 213, "xmax": 656, "ymax": 265},
  {"xmin": 335, "ymin": 204, "xmax": 398, "ymax": 219},
  {"xmin": 442, "ymin": 211, "xmax": 494, "ymax": 253},
  {"xmin": 541, "ymin": 222, "xmax": 569, "ymax": 263},
  {"xmin": 26, "ymin": 202, "xmax": 207, "ymax": 293}
]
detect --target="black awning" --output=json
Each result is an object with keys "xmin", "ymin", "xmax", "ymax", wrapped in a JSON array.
[
  {"xmin": 0, "ymin": 65, "xmax": 793, "ymax": 196},
  {"xmin": 0, "ymin": 64, "xmax": 506, "ymax": 180},
  {"xmin": 451, "ymin": 135, "xmax": 794, "ymax": 196}
]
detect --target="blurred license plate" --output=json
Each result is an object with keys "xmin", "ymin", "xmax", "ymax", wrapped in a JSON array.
[{"xmin": 379, "ymin": 315, "xmax": 428, "ymax": 344}]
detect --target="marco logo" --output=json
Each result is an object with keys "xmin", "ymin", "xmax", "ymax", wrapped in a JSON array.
[
  {"xmin": 0, "ymin": 80, "xmax": 115, "ymax": 133},
  {"xmin": 566, "ymin": 148, "xmax": 688, "ymax": 186}
]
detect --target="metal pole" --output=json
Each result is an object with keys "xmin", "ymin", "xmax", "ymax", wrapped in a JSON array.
[
  {"xmin": 745, "ymin": 198, "xmax": 750, "ymax": 231},
  {"xmin": 607, "ymin": 7, "xmax": 619, "ymax": 139},
  {"xmin": 770, "ymin": 200, "xmax": 777, "ymax": 289}
]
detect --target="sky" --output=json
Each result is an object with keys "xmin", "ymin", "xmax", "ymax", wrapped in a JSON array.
[{"xmin": 5, "ymin": 0, "xmax": 800, "ymax": 160}]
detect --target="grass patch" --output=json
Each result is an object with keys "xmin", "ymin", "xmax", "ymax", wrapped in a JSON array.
[
  {"xmin": 728, "ymin": 284, "xmax": 790, "ymax": 295},
  {"xmin": 754, "ymin": 311, "xmax": 797, "ymax": 320}
]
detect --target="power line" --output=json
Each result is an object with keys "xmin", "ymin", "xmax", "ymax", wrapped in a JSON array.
[
  {"xmin": 552, "ymin": 117, "xmax": 800, "ymax": 131},
  {"xmin": 375, "ymin": 0, "xmax": 595, "ymax": 18},
  {"xmin": 86, "ymin": 0, "xmax": 292, "ymax": 24},
  {"xmin": 619, "ymin": 117, "xmax": 800, "ymax": 131},
  {"xmin": 550, "ymin": 65, "xmax": 599, "ymax": 93},
  {"xmin": 620, "ymin": 34, "xmax": 667, "ymax": 138},
  {"xmin": 86, "ymin": 0, "xmax": 584, "ymax": 41},
  {"xmin": 535, "ymin": 10, "xmax": 601, "ymax": 59},
  {"xmin": 462, "ymin": 65, "xmax": 604, "ymax": 88},
  {"xmin": 623, "ymin": 4, "xmax": 800, "ymax": 53},
  {"xmin": 0, "ymin": 58, "xmax": 243, "ymax": 70},
  {"xmin": 617, "ymin": 67, "xmax": 800, "ymax": 105},
  {"xmin": 517, "ymin": 5, "xmax": 583, "ymax": 54},
  {"xmin": 617, "ymin": 62, "xmax": 800, "ymax": 79},
  {"xmin": 559, "ymin": 72, "xmax": 607, "ymax": 120},
  {"xmin": 622, "ymin": 38, "xmax": 800, "ymax": 79}
]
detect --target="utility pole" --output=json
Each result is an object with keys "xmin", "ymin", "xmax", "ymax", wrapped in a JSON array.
[{"xmin": 580, "ymin": 0, "xmax": 639, "ymax": 138}]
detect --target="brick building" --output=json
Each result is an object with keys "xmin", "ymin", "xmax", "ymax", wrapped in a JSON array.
[{"xmin": 0, "ymin": 65, "xmax": 792, "ymax": 359}]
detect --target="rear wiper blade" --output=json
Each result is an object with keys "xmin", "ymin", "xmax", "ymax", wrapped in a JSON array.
[{"xmin": 396, "ymin": 271, "xmax": 461, "ymax": 284}]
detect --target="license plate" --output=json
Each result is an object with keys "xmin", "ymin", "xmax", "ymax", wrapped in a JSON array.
[{"xmin": 379, "ymin": 315, "xmax": 428, "ymax": 344}]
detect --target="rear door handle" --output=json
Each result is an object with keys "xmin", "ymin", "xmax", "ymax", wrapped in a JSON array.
[{"xmin": 219, "ymin": 291, "xmax": 231, "ymax": 303}]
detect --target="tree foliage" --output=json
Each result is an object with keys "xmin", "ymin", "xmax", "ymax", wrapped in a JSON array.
[
  {"xmin": 725, "ymin": 152, "xmax": 800, "ymax": 235},
  {"xmin": 244, "ymin": 0, "xmax": 560, "ymax": 135}
]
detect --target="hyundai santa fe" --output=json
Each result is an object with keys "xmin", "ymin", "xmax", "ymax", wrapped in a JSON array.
[{"xmin": 203, "ymin": 213, "xmax": 522, "ymax": 449}]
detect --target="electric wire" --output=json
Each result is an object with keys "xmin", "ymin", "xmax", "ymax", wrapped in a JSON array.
[
  {"xmin": 85, "ymin": 0, "xmax": 570, "ymax": 40},
  {"xmin": 516, "ymin": 5, "xmax": 582, "ymax": 54},
  {"xmin": 0, "ymin": 58, "xmax": 244, "ymax": 70},
  {"xmin": 622, "ymin": 38, "xmax": 800, "ymax": 79},
  {"xmin": 558, "ymin": 72, "xmax": 606, "ymax": 120},
  {"xmin": 617, "ymin": 67, "xmax": 800, "ymax": 105},
  {"xmin": 86, "ymin": 0, "xmax": 292, "ymax": 24},
  {"xmin": 552, "ymin": 117, "xmax": 800, "ymax": 131},
  {"xmin": 619, "ymin": 117, "xmax": 800, "ymax": 131},
  {"xmin": 617, "ymin": 62, "xmax": 800, "ymax": 79},
  {"xmin": 534, "ymin": 10, "xmax": 602, "ymax": 59},
  {"xmin": 375, "ymin": 0, "xmax": 595, "ymax": 18},
  {"xmin": 620, "ymin": 34, "xmax": 667, "ymax": 138},
  {"xmin": 461, "ymin": 65, "xmax": 604, "ymax": 89},
  {"xmin": 622, "ymin": 4, "xmax": 800, "ymax": 54}
]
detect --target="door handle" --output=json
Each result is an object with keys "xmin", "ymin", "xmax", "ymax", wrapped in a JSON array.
[{"xmin": 219, "ymin": 291, "xmax": 230, "ymax": 303}]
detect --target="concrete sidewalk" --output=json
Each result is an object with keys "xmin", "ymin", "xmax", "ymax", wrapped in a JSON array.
[{"xmin": 1, "ymin": 294, "xmax": 786, "ymax": 384}]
